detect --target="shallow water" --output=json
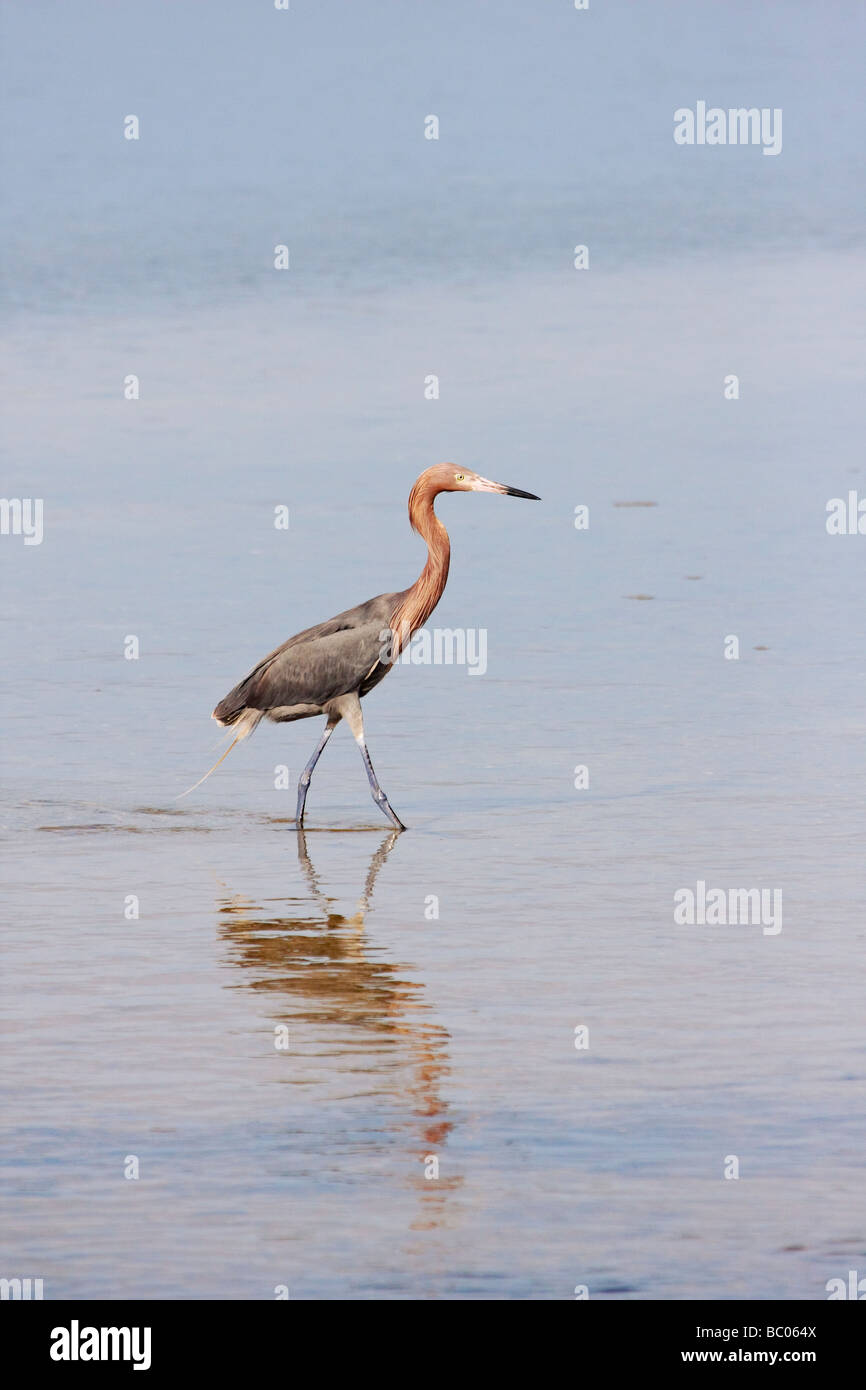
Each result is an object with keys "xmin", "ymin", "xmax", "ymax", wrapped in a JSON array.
[{"xmin": 2, "ymin": 2, "xmax": 865, "ymax": 1299}]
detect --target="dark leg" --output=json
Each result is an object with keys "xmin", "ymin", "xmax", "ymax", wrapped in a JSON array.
[
  {"xmin": 296, "ymin": 717, "xmax": 338, "ymax": 825},
  {"xmin": 331, "ymin": 693, "xmax": 406, "ymax": 830},
  {"xmin": 358, "ymin": 739, "xmax": 406, "ymax": 831}
]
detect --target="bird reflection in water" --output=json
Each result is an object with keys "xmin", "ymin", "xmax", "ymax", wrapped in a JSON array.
[{"xmin": 216, "ymin": 830, "xmax": 459, "ymax": 1224}]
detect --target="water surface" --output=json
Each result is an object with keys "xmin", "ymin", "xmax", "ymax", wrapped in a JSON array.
[{"xmin": 1, "ymin": 1, "xmax": 864, "ymax": 1299}]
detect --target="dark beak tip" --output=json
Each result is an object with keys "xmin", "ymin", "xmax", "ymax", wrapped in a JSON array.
[{"xmin": 505, "ymin": 485, "xmax": 541, "ymax": 501}]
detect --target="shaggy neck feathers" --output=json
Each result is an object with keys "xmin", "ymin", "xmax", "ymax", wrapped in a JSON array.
[{"xmin": 388, "ymin": 475, "xmax": 451, "ymax": 658}]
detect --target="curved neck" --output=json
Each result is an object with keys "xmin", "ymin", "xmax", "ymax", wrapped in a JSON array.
[{"xmin": 389, "ymin": 480, "xmax": 451, "ymax": 657}]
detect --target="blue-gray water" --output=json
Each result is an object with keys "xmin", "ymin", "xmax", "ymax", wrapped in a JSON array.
[{"xmin": 1, "ymin": 2, "xmax": 864, "ymax": 1299}]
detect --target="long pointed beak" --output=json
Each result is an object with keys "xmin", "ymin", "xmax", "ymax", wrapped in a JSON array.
[{"xmin": 474, "ymin": 475, "xmax": 541, "ymax": 500}]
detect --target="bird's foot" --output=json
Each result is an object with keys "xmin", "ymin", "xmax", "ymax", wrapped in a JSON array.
[{"xmin": 372, "ymin": 788, "xmax": 406, "ymax": 831}]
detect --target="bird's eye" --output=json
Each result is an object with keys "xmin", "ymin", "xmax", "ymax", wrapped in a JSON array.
[{"xmin": 455, "ymin": 473, "xmax": 465, "ymax": 482}]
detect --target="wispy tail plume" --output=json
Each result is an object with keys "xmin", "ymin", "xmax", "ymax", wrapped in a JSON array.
[
  {"xmin": 176, "ymin": 735, "xmax": 242, "ymax": 800},
  {"xmin": 176, "ymin": 708, "xmax": 263, "ymax": 800}
]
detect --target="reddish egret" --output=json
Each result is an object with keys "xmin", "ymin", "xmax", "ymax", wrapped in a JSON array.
[{"xmin": 187, "ymin": 464, "xmax": 539, "ymax": 828}]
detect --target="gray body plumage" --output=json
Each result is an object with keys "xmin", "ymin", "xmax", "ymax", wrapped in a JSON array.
[{"xmin": 213, "ymin": 591, "xmax": 403, "ymax": 731}]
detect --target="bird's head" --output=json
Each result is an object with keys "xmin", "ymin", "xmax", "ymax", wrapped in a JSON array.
[{"xmin": 417, "ymin": 462, "xmax": 540, "ymax": 501}]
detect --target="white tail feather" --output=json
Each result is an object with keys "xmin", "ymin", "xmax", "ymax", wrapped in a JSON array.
[{"xmin": 176, "ymin": 709, "xmax": 263, "ymax": 800}]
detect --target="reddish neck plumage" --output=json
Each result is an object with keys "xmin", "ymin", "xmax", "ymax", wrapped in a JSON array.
[{"xmin": 389, "ymin": 475, "xmax": 451, "ymax": 658}]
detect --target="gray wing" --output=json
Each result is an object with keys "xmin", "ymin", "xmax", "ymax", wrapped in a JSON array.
[{"xmin": 213, "ymin": 592, "xmax": 403, "ymax": 723}]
